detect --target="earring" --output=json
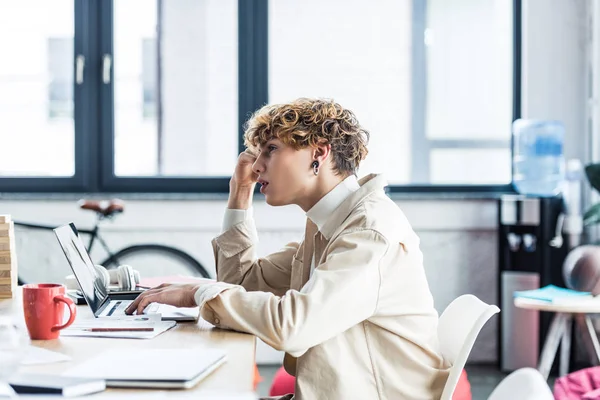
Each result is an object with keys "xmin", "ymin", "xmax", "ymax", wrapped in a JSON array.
[{"xmin": 312, "ymin": 161, "xmax": 319, "ymax": 176}]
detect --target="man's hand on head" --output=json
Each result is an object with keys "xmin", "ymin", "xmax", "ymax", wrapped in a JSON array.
[
  {"xmin": 228, "ymin": 150, "xmax": 259, "ymax": 210},
  {"xmin": 231, "ymin": 150, "xmax": 259, "ymax": 189}
]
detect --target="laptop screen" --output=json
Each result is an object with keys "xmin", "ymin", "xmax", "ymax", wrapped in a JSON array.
[{"xmin": 54, "ymin": 223, "xmax": 108, "ymax": 313}]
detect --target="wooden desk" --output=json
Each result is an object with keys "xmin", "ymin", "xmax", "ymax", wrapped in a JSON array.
[
  {"xmin": 515, "ymin": 296, "xmax": 600, "ymax": 380},
  {"xmin": 0, "ymin": 291, "xmax": 257, "ymax": 397}
]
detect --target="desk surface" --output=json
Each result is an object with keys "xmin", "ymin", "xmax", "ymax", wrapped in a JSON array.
[
  {"xmin": 514, "ymin": 296, "xmax": 600, "ymax": 313},
  {"xmin": 0, "ymin": 291, "xmax": 257, "ymax": 397}
]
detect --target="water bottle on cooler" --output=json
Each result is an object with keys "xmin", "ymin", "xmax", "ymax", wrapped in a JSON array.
[{"xmin": 512, "ymin": 119, "xmax": 565, "ymax": 197}]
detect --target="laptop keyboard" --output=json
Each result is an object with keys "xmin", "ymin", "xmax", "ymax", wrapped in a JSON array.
[
  {"xmin": 106, "ymin": 300, "xmax": 132, "ymax": 316},
  {"xmin": 104, "ymin": 300, "xmax": 160, "ymax": 317},
  {"xmin": 145, "ymin": 303, "xmax": 160, "ymax": 314}
]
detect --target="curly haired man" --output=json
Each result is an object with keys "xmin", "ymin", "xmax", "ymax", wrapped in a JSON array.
[{"xmin": 127, "ymin": 98, "xmax": 450, "ymax": 400}]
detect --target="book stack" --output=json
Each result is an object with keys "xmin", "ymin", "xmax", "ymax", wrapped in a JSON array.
[
  {"xmin": 514, "ymin": 284, "xmax": 591, "ymax": 302},
  {"xmin": 0, "ymin": 215, "xmax": 17, "ymax": 299}
]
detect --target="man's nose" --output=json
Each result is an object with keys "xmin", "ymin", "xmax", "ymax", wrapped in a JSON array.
[{"xmin": 252, "ymin": 156, "xmax": 264, "ymax": 174}]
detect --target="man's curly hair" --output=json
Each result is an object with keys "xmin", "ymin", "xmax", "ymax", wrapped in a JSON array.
[{"xmin": 244, "ymin": 98, "xmax": 370, "ymax": 176}]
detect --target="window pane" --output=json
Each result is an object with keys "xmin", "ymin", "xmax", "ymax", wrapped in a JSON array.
[
  {"xmin": 113, "ymin": 0, "xmax": 238, "ymax": 177},
  {"xmin": 268, "ymin": 0, "xmax": 412, "ymax": 184},
  {"xmin": 430, "ymin": 149, "xmax": 511, "ymax": 184},
  {"xmin": 269, "ymin": 0, "xmax": 513, "ymax": 185},
  {"xmin": 0, "ymin": 1, "xmax": 75, "ymax": 177},
  {"xmin": 426, "ymin": 0, "xmax": 513, "ymax": 140}
]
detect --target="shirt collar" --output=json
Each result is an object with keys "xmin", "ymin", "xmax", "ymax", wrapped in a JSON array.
[{"xmin": 306, "ymin": 175, "xmax": 360, "ymax": 233}]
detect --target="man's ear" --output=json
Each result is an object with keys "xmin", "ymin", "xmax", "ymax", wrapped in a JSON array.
[{"xmin": 312, "ymin": 143, "xmax": 331, "ymax": 165}]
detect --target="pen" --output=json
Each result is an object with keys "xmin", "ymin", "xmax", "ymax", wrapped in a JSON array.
[{"xmin": 81, "ymin": 327, "xmax": 155, "ymax": 332}]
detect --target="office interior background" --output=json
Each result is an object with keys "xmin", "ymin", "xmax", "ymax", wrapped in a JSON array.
[{"xmin": 0, "ymin": 0, "xmax": 598, "ymax": 397}]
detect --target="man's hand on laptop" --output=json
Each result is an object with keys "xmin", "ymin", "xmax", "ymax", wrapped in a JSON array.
[{"xmin": 125, "ymin": 283, "xmax": 201, "ymax": 316}]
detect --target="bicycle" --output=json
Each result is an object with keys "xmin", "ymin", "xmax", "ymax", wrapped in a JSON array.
[{"xmin": 15, "ymin": 199, "xmax": 210, "ymax": 284}]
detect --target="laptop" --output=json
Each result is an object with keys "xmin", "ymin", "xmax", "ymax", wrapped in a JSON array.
[
  {"xmin": 54, "ymin": 223, "xmax": 198, "ymax": 322},
  {"xmin": 64, "ymin": 348, "xmax": 227, "ymax": 389}
]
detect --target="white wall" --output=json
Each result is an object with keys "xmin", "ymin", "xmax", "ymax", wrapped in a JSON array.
[
  {"xmin": 0, "ymin": 0, "xmax": 591, "ymax": 365},
  {"xmin": 522, "ymin": 0, "xmax": 588, "ymax": 161}
]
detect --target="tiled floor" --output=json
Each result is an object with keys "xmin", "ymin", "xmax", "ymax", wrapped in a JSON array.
[
  {"xmin": 257, "ymin": 365, "xmax": 280, "ymax": 398},
  {"xmin": 257, "ymin": 364, "xmax": 555, "ymax": 399},
  {"xmin": 465, "ymin": 364, "xmax": 510, "ymax": 399}
]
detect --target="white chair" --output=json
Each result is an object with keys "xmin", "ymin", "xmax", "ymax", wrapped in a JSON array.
[
  {"xmin": 439, "ymin": 294, "xmax": 500, "ymax": 400},
  {"xmin": 487, "ymin": 368, "xmax": 553, "ymax": 400}
]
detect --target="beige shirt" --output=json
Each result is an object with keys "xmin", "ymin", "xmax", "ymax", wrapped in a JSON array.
[
  {"xmin": 305, "ymin": 175, "xmax": 360, "ymax": 275},
  {"xmin": 195, "ymin": 174, "xmax": 450, "ymax": 400},
  {"xmin": 222, "ymin": 175, "xmax": 360, "ymax": 275}
]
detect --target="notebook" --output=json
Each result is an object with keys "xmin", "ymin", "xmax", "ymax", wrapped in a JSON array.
[
  {"xmin": 514, "ymin": 284, "xmax": 591, "ymax": 302},
  {"xmin": 63, "ymin": 347, "xmax": 227, "ymax": 389},
  {"xmin": 8, "ymin": 373, "xmax": 106, "ymax": 397}
]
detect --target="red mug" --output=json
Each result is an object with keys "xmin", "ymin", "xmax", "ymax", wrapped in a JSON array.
[{"xmin": 22, "ymin": 283, "xmax": 76, "ymax": 340}]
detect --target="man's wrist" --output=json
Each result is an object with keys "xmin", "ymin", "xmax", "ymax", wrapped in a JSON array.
[
  {"xmin": 191, "ymin": 284, "xmax": 202, "ymax": 306},
  {"xmin": 228, "ymin": 184, "xmax": 255, "ymax": 209}
]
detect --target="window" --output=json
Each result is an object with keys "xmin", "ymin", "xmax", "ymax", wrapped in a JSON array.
[
  {"xmin": 0, "ymin": 0, "xmax": 519, "ymax": 192},
  {"xmin": 48, "ymin": 38, "xmax": 74, "ymax": 119},
  {"xmin": 113, "ymin": 0, "xmax": 238, "ymax": 178},
  {"xmin": 142, "ymin": 38, "xmax": 158, "ymax": 121},
  {"xmin": 269, "ymin": 0, "xmax": 514, "ymax": 186},
  {"xmin": 0, "ymin": 1, "xmax": 75, "ymax": 178},
  {"xmin": 269, "ymin": 0, "xmax": 413, "ymax": 185},
  {"xmin": 423, "ymin": 0, "xmax": 513, "ymax": 184}
]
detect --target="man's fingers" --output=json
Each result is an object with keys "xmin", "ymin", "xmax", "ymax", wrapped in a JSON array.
[
  {"xmin": 239, "ymin": 151, "xmax": 257, "ymax": 163},
  {"xmin": 136, "ymin": 295, "xmax": 154, "ymax": 316},
  {"xmin": 125, "ymin": 295, "xmax": 142, "ymax": 314},
  {"xmin": 125, "ymin": 289, "xmax": 157, "ymax": 314}
]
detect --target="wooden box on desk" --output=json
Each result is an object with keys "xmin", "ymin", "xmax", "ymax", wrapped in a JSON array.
[{"xmin": 0, "ymin": 215, "xmax": 17, "ymax": 299}]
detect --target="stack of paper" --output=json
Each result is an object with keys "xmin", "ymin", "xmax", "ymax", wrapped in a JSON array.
[
  {"xmin": 62, "ymin": 317, "xmax": 176, "ymax": 339},
  {"xmin": 514, "ymin": 284, "xmax": 592, "ymax": 302},
  {"xmin": 0, "ymin": 215, "xmax": 17, "ymax": 299}
]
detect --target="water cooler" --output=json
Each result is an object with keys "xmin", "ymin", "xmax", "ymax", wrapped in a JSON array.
[{"xmin": 499, "ymin": 195, "xmax": 570, "ymax": 371}]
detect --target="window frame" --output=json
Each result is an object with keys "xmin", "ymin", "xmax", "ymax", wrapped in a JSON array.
[
  {"xmin": 0, "ymin": 0, "xmax": 520, "ymax": 194},
  {"xmin": 99, "ymin": 0, "xmax": 264, "ymax": 193}
]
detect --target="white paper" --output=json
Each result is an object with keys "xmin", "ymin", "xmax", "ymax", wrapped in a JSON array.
[
  {"xmin": 20, "ymin": 345, "xmax": 71, "ymax": 365},
  {"xmin": 95, "ymin": 314, "xmax": 162, "ymax": 322},
  {"xmin": 61, "ymin": 319, "xmax": 176, "ymax": 339}
]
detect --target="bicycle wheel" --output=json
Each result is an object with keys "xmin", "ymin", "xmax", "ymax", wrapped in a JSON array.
[{"xmin": 101, "ymin": 245, "xmax": 211, "ymax": 279}]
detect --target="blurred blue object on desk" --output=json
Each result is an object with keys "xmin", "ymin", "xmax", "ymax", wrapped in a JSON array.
[{"xmin": 514, "ymin": 284, "xmax": 591, "ymax": 302}]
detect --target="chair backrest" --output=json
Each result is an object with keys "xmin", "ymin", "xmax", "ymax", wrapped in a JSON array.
[
  {"xmin": 439, "ymin": 294, "xmax": 500, "ymax": 400},
  {"xmin": 487, "ymin": 368, "xmax": 553, "ymax": 400}
]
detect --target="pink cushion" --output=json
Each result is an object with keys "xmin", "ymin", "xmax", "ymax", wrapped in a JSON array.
[
  {"xmin": 268, "ymin": 366, "xmax": 472, "ymax": 399},
  {"xmin": 269, "ymin": 367, "xmax": 295, "ymax": 397},
  {"xmin": 453, "ymin": 369, "xmax": 472, "ymax": 400},
  {"xmin": 554, "ymin": 366, "xmax": 600, "ymax": 400},
  {"xmin": 583, "ymin": 388, "xmax": 600, "ymax": 400}
]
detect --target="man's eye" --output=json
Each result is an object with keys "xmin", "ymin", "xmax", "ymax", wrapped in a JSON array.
[{"xmin": 268, "ymin": 145, "xmax": 277, "ymax": 152}]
